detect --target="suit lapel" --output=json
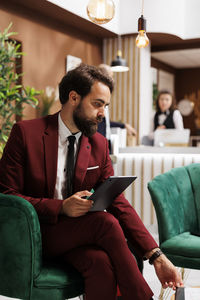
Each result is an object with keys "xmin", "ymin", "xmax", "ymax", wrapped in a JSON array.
[
  {"xmin": 74, "ymin": 135, "xmax": 91, "ymax": 192},
  {"xmin": 43, "ymin": 113, "xmax": 59, "ymax": 198}
]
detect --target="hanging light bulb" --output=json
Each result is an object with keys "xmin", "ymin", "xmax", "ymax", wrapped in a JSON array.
[
  {"xmin": 87, "ymin": 0, "xmax": 115, "ymax": 25},
  {"xmin": 136, "ymin": 0, "xmax": 149, "ymax": 48},
  {"xmin": 136, "ymin": 15, "xmax": 149, "ymax": 48}
]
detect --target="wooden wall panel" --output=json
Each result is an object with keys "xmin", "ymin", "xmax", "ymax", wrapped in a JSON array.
[
  {"xmin": 175, "ymin": 68, "xmax": 200, "ymax": 135},
  {"xmin": 0, "ymin": 7, "xmax": 102, "ymax": 119},
  {"xmin": 103, "ymin": 36, "xmax": 138, "ymax": 130}
]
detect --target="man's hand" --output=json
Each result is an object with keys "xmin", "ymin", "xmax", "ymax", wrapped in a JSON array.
[
  {"xmin": 153, "ymin": 254, "xmax": 184, "ymax": 290},
  {"xmin": 60, "ymin": 190, "xmax": 93, "ymax": 217},
  {"xmin": 125, "ymin": 123, "xmax": 137, "ymax": 136}
]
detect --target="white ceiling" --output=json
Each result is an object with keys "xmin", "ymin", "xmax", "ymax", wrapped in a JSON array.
[
  {"xmin": 46, "ymin": 0, "xmax": 200, "ymax": 69},
  {"xmin": 47, "ymin": 0, "xmax": 200, "ymax": 39},
  {"xmin": 151, "ymin": 48, "xmax": 200, "ymax": 69}
]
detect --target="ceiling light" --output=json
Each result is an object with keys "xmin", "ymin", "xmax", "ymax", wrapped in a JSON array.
[
  {"xmin": 111, "ymin": 50, "xmax": 129, "ymax": 72},
  {"xmin": 136, "ymin": 0, "xmax": 149, "ymax": 48},
  {"xmin": 87, "ymin": 0, "xmax": 115, "ymax": 25},
  {"xmin": 111, "ymin": 36, "xmax": 129, "ymax": 72}
]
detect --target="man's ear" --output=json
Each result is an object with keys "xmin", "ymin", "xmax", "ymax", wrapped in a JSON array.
[{"xmin": 69, "ymin": 91, "xmax": 80, "ymax": 106}]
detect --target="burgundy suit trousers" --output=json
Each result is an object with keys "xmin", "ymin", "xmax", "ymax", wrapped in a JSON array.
[{"xmin": 41, "ymin": 211, "xmax": 153, "ymax": 300}]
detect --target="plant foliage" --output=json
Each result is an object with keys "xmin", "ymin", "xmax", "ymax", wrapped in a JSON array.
[{"xmin": 0, "ymin": 23, "xmax": 40, "ymax": 153}]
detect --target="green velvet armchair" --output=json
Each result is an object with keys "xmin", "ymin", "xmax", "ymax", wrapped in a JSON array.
[
  {"xmin": 0, "ymin": 193, "xmax": 84, "ymax": 300},
  {"xmin": 148, "ymin": 163, "xmax": 200, "ymax": 270},
  {"xmin": 0, "ymin": 193, "xmax": 144, "ymax": 300}
]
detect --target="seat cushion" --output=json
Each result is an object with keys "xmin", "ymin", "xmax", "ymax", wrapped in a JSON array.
[
  {"xmin": 161, "ymin": 232, "xmax": 200, "ymax": 269},
  {"xmin": 34, "ymin": 263, "xmax": 83, "ymax": 288},
  {"xmin": 32, "ymin": 263, "xmax": 84, "ymax": 299}
]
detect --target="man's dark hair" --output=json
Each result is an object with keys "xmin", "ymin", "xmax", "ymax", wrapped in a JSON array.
[{"xmin": 59, "ymin": 63, "xmax": 114, "ymax": 105}]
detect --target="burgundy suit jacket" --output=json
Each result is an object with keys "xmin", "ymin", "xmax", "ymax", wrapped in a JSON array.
[{"xmin": 0, "ymin": 112, "xmax": 157, "ymax": 256}]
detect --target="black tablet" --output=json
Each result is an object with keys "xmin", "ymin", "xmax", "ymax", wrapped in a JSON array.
[{"xmin": 89, "ymin": 176, "xmax": 137, "ymax": 212}]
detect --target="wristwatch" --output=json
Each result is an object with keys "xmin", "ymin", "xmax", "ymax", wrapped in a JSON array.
[{"xmin": 149, "ymin": 249, "xmax": 163, "ymax": 265}]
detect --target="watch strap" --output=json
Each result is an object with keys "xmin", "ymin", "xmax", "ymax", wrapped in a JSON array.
[{"xmin": 149, "ymin": 249, "xmax": 163, "ymax": 265}]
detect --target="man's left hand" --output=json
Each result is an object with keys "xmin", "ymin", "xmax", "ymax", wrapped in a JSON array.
[{"xmin": 153, "ymin": 254, "xmax": 184, "ymax": 290}]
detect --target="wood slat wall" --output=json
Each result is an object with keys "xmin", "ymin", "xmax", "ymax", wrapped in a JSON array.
[{"xmin": 103, "ymin": 36, "xmax": 139, "ymax": 131}]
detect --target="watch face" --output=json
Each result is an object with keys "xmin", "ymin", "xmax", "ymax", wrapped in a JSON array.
[{"xmin": 177, "ymin": 99, "xmax": 194, "ymax": 116}]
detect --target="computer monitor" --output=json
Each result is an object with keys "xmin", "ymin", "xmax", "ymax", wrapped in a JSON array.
[{"xmin": 154, "ymin": 129, "xmax": 190, "ymax": 147}]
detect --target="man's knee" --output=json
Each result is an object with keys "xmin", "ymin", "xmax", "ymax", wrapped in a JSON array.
[
  {"xmin": 80, "ymin": 247, "xmax": 114, "ymax": 277},
  {"xmin": 93, "ymin": 211, "xmax": 121, "ymax": 232},
  {"xmin": 90, "ymin": 248, "xmax": 113, "ymax": 271}
]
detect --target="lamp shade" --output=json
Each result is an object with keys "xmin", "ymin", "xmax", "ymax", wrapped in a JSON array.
[
  {"xmin": 111, "ymin": 50, "xmax": 129, "ymax": 72},
  {"xmin": 87, "ymin": 0, "xmax": 115, "ymax": 25}
]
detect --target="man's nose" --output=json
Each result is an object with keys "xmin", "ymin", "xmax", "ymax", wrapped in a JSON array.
[{"xmin": 98, "ymin": 107, "xmax": 105, "ymax": 118}]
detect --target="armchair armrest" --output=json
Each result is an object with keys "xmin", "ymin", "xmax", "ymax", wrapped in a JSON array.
[{"xmin": 0, "ymin": 193, "xmax": 42, "ymax": 299}]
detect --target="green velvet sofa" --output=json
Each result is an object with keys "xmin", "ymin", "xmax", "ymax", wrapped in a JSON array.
[
  {"xmin": 0, "ymin": 193, "xmax": 84, "ymax": 300},
  {"xmin": 148, "ymin": 163, "xmax": 200, "ymax": 270}
]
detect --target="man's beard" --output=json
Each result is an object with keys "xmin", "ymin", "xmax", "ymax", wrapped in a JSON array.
[{"xmin": 73, "ymin": 103, "xmax": 103, "ymax": 137}]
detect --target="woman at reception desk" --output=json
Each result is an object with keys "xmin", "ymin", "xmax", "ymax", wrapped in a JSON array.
[
  {"xmin": 147, "ymin": 91, "xmax": 187, "ymax": 147},
  {"xmin": 153, "ymin": 90, "xmax": 183, "ymax": 131}
]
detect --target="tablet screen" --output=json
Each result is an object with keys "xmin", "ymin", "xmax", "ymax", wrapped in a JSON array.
[{"xmin": 89, "ymin": 176, "xmax": 137, "ymax": 211}]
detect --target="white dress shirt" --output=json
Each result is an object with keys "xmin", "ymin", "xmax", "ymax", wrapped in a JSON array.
[
  {"xmin": 54, "ymin": 114, "xmax": 82, "ymax": 200},
  {"xmin": 105, "ymin": 106, "xmax": 111, "ymax": 140}
]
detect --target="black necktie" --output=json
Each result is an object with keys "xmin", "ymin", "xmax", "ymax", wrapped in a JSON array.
[{"xmin": 66, "ymin": 135, "xmax": 76, "ymax": 198}]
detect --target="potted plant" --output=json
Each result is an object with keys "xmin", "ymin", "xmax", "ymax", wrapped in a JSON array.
[
  {"xmin": 37, "ymin": 86, "xmax": 58, "ymax": 117},
  {"xmin": 0, "ymin": 23, "xmax": 40, "ymax": 154}
]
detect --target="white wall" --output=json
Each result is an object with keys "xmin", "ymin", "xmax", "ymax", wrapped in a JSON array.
[
  {"xmin": 184, "ymin": 0, "xmax": 200, "ymax": 39},
  {"xmin": 119, "ymin": 0, "xmax": 185, "ymax": 37},
  {"xmin": 158, "ymin": 70, "xmax": 175, "ymax": 95},
  {"xmin": 138, "ymin": 45, "xmax": 153, "ymax": 139}
]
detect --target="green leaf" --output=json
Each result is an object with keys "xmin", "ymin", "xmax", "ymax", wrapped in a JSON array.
[{"xmin": 0, "ymin": 23, "xmax": 41, "ymax": 145}]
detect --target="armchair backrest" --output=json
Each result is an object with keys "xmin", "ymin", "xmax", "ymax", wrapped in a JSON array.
[
  {"xmin": 185, "ymin": 163, "xmax": 200, "ymax": 228},
  {"xmin": 148, "ymin": 163, "xmax": 200, "ymax": 245},
  {"xmin": 0, "ymin": 193, "xmax": 42, "ymax": 299}
]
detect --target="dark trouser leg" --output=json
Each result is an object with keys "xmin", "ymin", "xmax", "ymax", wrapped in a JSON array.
[
  {"xmin": 127, "ymin": 240, "xmax": 144, "ymax": 274},
  {"xmin": 41, "ymin": 211, "xmax": 153, "ymax": 300},
  {"xmin": 64, "ymin": 245, "xmax": 117, "ymax": 300}
]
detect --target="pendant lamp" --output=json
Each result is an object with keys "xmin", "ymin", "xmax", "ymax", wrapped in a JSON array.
[
  {"xmin": 111, "ymin": 36, "xmax": 129, "ymax": 72},
  {"xmin": 87, "ymin": 0, "xmax": 115, "ymax": 25},
  {"xmin": 136, "ymin": 0, "xmax": 149, "ymax": 48}
]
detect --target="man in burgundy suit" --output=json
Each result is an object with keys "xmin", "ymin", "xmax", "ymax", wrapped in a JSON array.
[{"xmin": 0, "ymin": 64, "xmax": 182, "ymax": 299}]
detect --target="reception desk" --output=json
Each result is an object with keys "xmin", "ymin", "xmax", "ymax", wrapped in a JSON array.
[{"xmin": 113, "ymin": 146, "xmax": 200, "ymax": 226}]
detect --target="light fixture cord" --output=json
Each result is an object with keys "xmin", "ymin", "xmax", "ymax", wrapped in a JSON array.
[{"xmin": 141, "ymin": 0, "xmax": 144, "ymax": 16}]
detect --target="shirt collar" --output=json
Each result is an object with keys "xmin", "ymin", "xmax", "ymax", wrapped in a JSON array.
[
  {"xmin": 58, "ymin": 113, "xmax": 82, "ymax": 144},
  {"xmin": 159, "ymin": 109, "xmax": 170, "ymax": 116}
]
